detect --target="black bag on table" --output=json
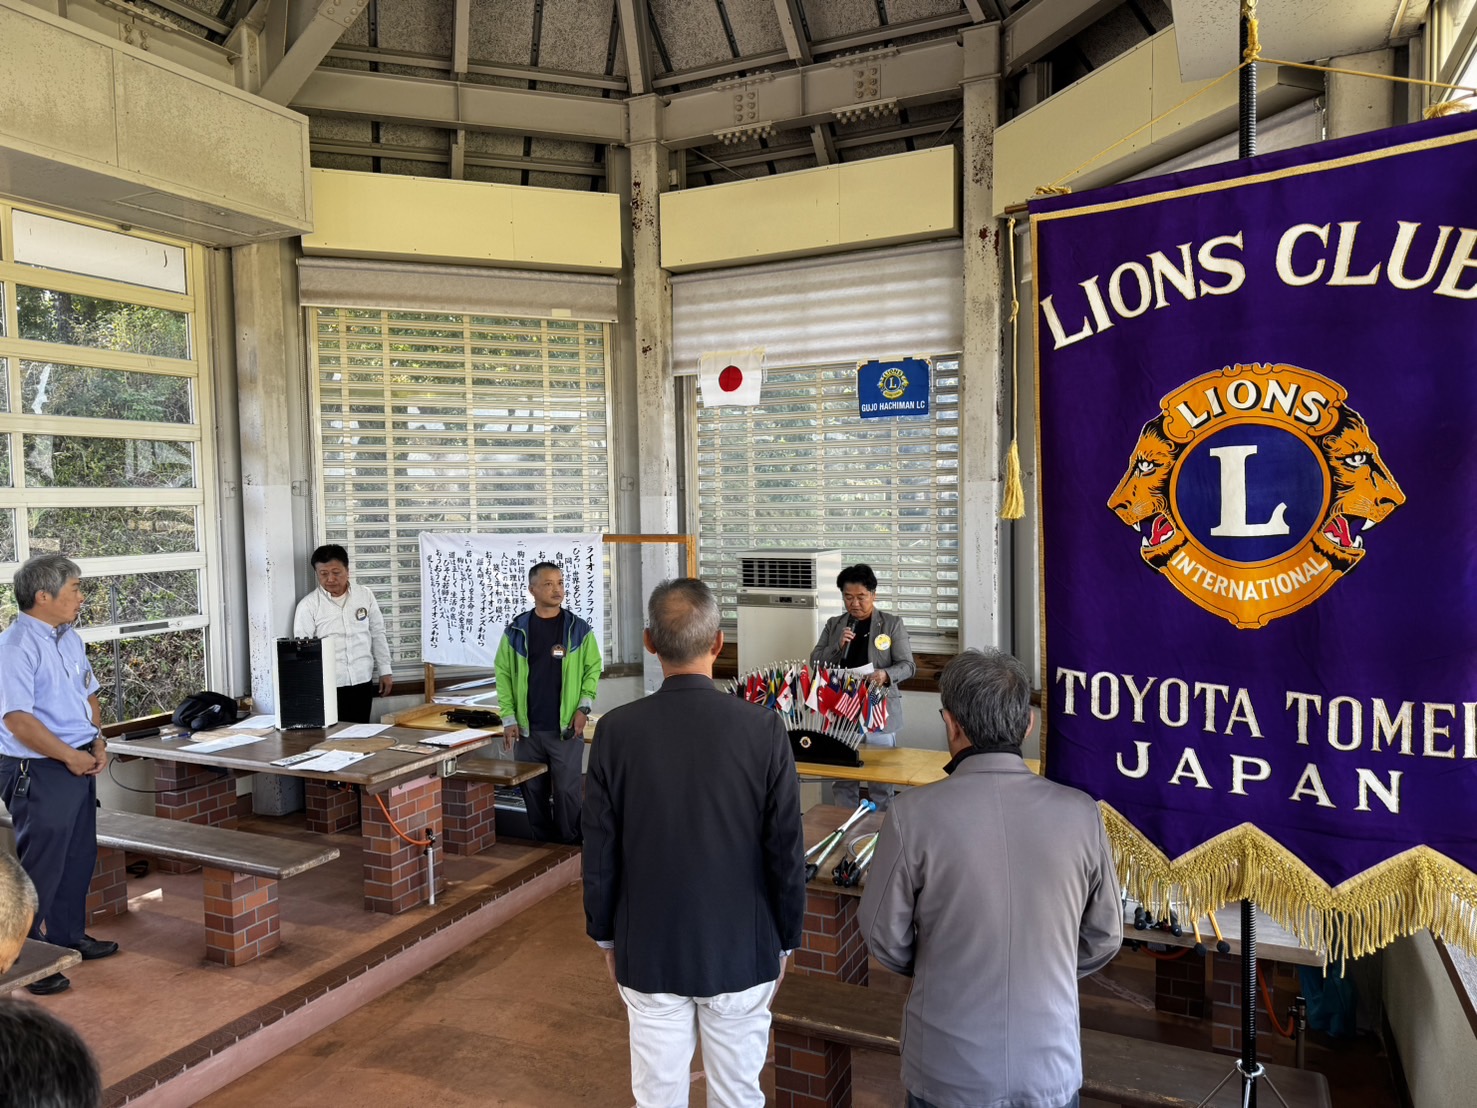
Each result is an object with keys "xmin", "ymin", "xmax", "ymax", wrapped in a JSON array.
[{"xmin": 171, "ymin": 691, "xmax": 240, "ymax": 732}]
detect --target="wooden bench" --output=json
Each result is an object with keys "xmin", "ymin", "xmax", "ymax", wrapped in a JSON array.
[
  {"xmin": 2, "ymin": 808, "xmax": 338, "ymax": 967},
  {"xmin": 1, "ymin": 939, "xmax": 82, "ymax": 994},
  {"xmin": 440, "ymin": 751, "xmax": 548, "ymax": 855},
  {"xmin": 771, "ymin": 972, "xmax": 1332, "ymax": 1108}
]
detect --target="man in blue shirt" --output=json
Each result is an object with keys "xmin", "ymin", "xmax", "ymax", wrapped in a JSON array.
[{"xmin": 0, "ymin": 554, "xmax": 119, "ymax": 996}]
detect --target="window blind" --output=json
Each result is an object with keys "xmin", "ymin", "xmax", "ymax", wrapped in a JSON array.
[
  {"xmin": 672, "ymin": 240, "xmax": 964, "ymax": 371},
  {"xmin": 309, "ymin": 307, "xmax": 613, "ymax": 666}
]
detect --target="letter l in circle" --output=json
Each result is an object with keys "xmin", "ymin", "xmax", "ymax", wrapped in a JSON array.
[{"xmin": 1208, "ymin": 445, "xmax": 1290, "ymax": 537}]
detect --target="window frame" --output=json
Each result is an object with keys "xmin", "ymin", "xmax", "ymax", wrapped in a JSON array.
[{"xmin": 0, "ymin": 201, "xmax": 223, "ymax": 720}]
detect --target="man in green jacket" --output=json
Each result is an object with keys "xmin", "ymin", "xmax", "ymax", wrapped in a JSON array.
[{"xmin": 495, "ymin": 562, "xmax": 601, "ymax": 844}]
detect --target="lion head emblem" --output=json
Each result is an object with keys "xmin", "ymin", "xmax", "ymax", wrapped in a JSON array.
[
  {"xmin": 1108, "ymin": 414, "xmax": 1187, "ymax": 570},
  {"xmin": 1107, "ymin": 363, "xmax": 1404, "ymax": 628},
  {"xmin": 1311, "ymin": 404, "xmax": 1406, "ymax": 573}
]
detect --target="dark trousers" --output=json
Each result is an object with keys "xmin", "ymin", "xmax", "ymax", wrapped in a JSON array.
[
  {"xmin": 336, "ymin": 681, "xmax": 378, "ymax": 724},
  {"xmin": 0, "ymin": 755, "xmax": 98, "ymax": 948},
  {"xmin": 515, "ymin": 729, "xmax": 584, "ymax": 844},
  {"xmin": 907, "ymin": 1094, "xmax": 1079, "ymax": 1108}
]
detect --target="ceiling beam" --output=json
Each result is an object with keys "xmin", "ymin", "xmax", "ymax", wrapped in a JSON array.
[
  {"xmin": 962, "ymin": 0, "xmax": 989, "ymax": 21},
  {"xmin": 615, "ymin": 0, "xmax": 654, "ymax": 96},
  {"xmin": 451, "ymin": 0, "xmax": 471, "ymax": 77},
  {"xmin": 312, "ymin": 139, "xmax": 606, "ymax": 177},
  {"xmin": 292, "ymin": 35, "xmax": 963, "ymax": 150},
  {"xmin": 324, "ymin": 46, "xmax": 629, "ymax": 91},
  {"xmin": 662, "ymin": 35, "xmax": 964, "ymax": 148},
  {"xmin": 292, "ymin": 67, "xmax": 629, "ymax": 143},
  {"xmin": 651, "ymin": 10, "xmax": 973, "ymax": 90},
  {"xmin": 773, "ymin": 0, "xmax": 813, "ymax": 65},
  {"xmin": 1003, "ymin": 0, "xmax": 1120, "ymax": 76},
  {"xmin": 259, "ymin": 0, "xmax": 371, "ymax": 105}
]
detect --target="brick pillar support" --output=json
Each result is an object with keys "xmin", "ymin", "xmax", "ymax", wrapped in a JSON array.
[
  {"xmin": 305, "ymin": 780, "xmax": 360, "ymax": 834},
  {"xmin": 202, "ymin": 867, "xmax": 280, "ymax": 966},
  {"xmin": 360, "ymin": 775, "xmax": 442, "ymax": 913},
  {"xmin": 795, "ymin": 887, "xmax": 868, "ymax": 985},
  {"xmin": 773, "ymin": 1029, "xmax": 852, "ymax": 1108},
  {"xmin": 441, "ymin": 777, "xmax": 497, "ymax": 855},
  {"xmin": 1154, "ymin": 949, "xmax": 1208, "ymax": 1019},
  {"xmin": 86, "ymin": 847, "xmax": 128, "ymax": 923},
  {"xmin": 154, "ymin": 760, "xmax": 237, "ymax": 873}
]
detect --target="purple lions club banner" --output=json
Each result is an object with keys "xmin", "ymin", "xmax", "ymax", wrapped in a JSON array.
[{"xmin": 1032, "ymin": 111, "xmax": 1477, "ymax": 960}]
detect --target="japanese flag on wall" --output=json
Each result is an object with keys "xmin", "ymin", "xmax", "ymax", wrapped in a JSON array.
[{"xmin": 698, "ymin": 348, "xmax": 765, "ymax": 406}]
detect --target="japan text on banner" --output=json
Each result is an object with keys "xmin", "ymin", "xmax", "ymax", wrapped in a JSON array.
[
  {"xmin": 418, "ymin": 533, "xmax": 604, "ymax": 668},
  {"xmin": 698, "ymin": 348, "xmax": 764, "ymax": 406},
  {"xmin": 1032, "ymin": 112, "xmax": 1477, "ymax": 962},
  {"xmin": 857, "ymin": 357, "xmax": 931, "ymax": 419}
]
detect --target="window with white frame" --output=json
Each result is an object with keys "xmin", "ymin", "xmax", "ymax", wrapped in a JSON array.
[
  {"xmin": 696, "ymin": 359, "xmax": 960, "ymax": 649},
  {"xmin": 310, "ymin": 308, "xmax": 613, "ymax": 666},
  {"xmin": 0, "ymin": 206, "xmax": 217, "ymax": 723}
]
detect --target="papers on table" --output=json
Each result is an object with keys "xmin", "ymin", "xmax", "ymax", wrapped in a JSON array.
[
  {"xmin": 332, "ymin": 723, "xmax": 390, "ymax": 738},
  {"xmin": 417, "ymin": 729, "xmax": 492, "ymax": 747},
  {"xmin": 290, "ymin": 750, "xmax": 370, "ymax": 773},
  {"xmin": 234, "ymin": 714, "xmax": 279, "ymax": 729},
  {"xmin": 432, "ymin": 696, "xmax": 478, "ymax": 706},
  {"xmin": 179, "ymin": 733, "xmax": 269, "ymax": 753}
]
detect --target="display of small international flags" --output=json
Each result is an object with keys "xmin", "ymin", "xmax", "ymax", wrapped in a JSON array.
[{"xmin": 727, "ymin": 661, "xmax": 889, "ymax": 751}]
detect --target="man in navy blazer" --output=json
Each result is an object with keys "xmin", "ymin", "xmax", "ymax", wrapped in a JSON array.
[{"xmin": 583, "ymin": 577, "xmax": 806, "ymax": 1108}]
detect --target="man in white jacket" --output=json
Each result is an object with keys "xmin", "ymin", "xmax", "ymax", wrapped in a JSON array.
[
  {"xmin": 292, "ymin": 544, "xmax": 393, "ymax": 723},
  {"xmin": 859, "ymin": 649, "xmax": 1122, "ymax": 1108}
]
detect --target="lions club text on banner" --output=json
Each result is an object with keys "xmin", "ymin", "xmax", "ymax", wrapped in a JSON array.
[
  {"xmin": 418, "ymin": 533, "xmax": 604, "ymax": 668},
  {"xmin": 1032, "ymin": 112, "xmax": 1477, "ymax": 960}
]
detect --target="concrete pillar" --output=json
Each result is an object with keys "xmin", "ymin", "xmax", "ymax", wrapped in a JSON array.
[
  {"xmin": 231, "ymin": 240, "xmax": 310, "ymax": 712},
  {"xmin": 1325, "ymin": 48, "xmax": 1398, "ymax": 138},
  {"xmin": 959, "ymin": 25, "xmax": 1007, "ymax": 653},
  {"xmin": 606, "ymin": 144, "xmax": 647, "ymax": 667},
  {"xmin": 627, "ymin": 95, "xmax": 679, "ymax": 692}
]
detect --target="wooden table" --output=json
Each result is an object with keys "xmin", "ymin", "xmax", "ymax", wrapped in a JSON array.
[
  {"xmin": 107, "ymin": 723, "xmax": 490, "ymax": 913},
  {"xmin": 387, "ymin": 702, "xmax": 603, "ymax": 740},
  {"xmin": 106, "ymin": 724, "xmax": 489, "ymax": 794},
  {"xmin": 1, "ymin": 939, "xmax": 82, "ymax": 994},
  {"xmin": 795, "ymin": 745, "xmax": 1040, "ymax": 787}
]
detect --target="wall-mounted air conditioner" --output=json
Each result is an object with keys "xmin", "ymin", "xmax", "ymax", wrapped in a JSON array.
[{"xmin": 735, "ymin": 549, "xmax": 845, "ymax": 672}]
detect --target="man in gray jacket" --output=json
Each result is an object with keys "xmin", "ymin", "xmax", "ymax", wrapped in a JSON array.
[{"xmin": 859, "ymin": 648, "xmax": 1122, "ymax": 1108}]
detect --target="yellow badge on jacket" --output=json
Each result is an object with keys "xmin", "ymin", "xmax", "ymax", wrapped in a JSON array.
[{"xmin": 874, "ymin": 634, "xmax": 891, "ymax": 650}]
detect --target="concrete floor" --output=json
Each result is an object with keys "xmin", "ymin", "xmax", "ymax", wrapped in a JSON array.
[
  {"xmin": 9, "ymin": 806, "xmax": 1404, "ymax": 1108},
  {"xmin": 195, "ymin": 881, "xmax": 905, "ymax": 1108}
]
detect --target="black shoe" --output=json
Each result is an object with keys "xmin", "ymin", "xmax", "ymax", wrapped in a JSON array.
[
  {"xmin": 26, "ymin": 973, "xmax": 70, "ymax": 996},
  {"xmin": 69, "ymin": 935, "xmax": 119, "ymax": 960}
]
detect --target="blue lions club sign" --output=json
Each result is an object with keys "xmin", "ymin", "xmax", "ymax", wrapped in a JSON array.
[
  {"xmin": 1032, "ymin": 111, "xmax": 1477, "ymax": 961},
  {"xmin": 857, "ymin": 358, "xmax": 930, "ymax": 419}
]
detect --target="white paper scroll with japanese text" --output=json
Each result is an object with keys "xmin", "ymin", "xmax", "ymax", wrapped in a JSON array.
[{"xmin": 418, "ymin": 533, "xmax": 604, "ymax": 667}]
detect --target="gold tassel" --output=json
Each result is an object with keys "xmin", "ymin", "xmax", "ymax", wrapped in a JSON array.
[
  {"xmin": 1001, "ymin": 440, "xmax": 1026, "ymax": 519},
  {"xmin": 1000, "ymin": 216, "xmax": 1027, "ymax": 522}
]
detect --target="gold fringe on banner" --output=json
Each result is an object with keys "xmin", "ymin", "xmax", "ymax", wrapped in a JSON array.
[{"xmin": 1102, "ymin": 805, "xmax": 1477, "ymax": 967}]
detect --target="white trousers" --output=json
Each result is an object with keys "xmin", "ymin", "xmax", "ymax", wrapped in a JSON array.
[{"xmin": 617, "ymin": 978, "xmax": 778, "ymax": 1108}]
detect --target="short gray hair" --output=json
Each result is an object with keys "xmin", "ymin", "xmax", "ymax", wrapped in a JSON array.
[
  {"xmin": 0, "ymin": 852, "xmax": 38, "ymax": 944},
  {"xmin": 14, "ymin": 554, "xmax": 81, "ymax": 612},
  {"xmin": 939, "ymin": 649, "xmax": 1032, "ymax": 752},
  {"xmin": 646, "ymin": 578, "xmax": 719, "ymax": 664}
]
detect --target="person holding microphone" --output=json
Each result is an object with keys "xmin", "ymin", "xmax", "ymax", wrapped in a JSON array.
[{"xmin": 810, "ymin": 563, "xmax": 915, "ymax": 811}]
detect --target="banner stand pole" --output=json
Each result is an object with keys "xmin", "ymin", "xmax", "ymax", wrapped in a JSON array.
[{"xmin": 1236, "ymin": 6, "xmax": 1262, "ymax": 1106}]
